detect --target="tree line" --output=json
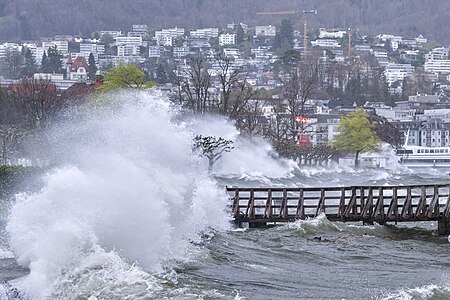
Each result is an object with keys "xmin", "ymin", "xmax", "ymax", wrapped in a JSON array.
[{"xmin": 1, "ymin": 0, "xmax": 449, "ymax": 44}]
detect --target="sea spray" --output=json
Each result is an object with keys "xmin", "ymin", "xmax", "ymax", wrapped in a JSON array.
[
  {"xmin": 186, "ymin": 114, "xmax": 297, "ymax": 178},
  {"xmin": 5, "ymin": 90, "xmax": 231, "ymax": 298}
]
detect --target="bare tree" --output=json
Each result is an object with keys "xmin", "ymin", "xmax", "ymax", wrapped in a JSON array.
[
  {"xmin": 9, "ymin": 79, "xmax": 60, "ymax": 129},
  {"xmin": 0, "ymin": 125, "xmax": 27, "ymax": 165},
  {"xmin": 279, "ymin": 58, "xmax": 317, "ymax": 141},
  {"xmin": 216, "ymin": 53, "xmax": 240, "ymax": 115},
  {"xmin": 179, "ymin": 56, "xmax": 212, "ymax": 114}
]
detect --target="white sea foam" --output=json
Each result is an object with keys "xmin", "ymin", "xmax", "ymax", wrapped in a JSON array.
[
  {"xmin": 381, "ymin": 284, "xmax": 450, "ymax": 300},
  {"xmin": 5, "ymin": 91, "xmax": 231, "ymax": 299}
]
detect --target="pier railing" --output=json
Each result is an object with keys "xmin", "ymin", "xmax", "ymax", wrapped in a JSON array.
[{"xmin": 227, "ymin": 184, "xmax": 450, "ymax": 232}]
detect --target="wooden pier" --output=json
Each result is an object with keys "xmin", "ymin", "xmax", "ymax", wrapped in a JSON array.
[{"xmin": 227, "ymin": 184, "xmax": 450, "ymax": 235}]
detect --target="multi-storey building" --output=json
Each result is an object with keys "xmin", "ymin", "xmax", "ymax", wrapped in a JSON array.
[
  {"xmin": 219, "ymin": 34, "xmax": 236, "ymax": 46},
  {"xmin": 384, "ymin": 63, "xmax": 414, "ymax": 86},
  {"xmin": 255, "ymin": 25, "xmax": 276, "ymax": 37},
  {"xmin": 189, "ymin": 28, "xmax": 219, "ymax": 39},
  {"xmin": 42, "ymin": 40, "xmax": 69, "ymax": 55},
  {"xmin": 117, "ymin": 45, "xmax": 140, "ymax": 57},
  {"xmin": 115, "ymin": 36, "xmax": 142, "ymax": 46},
  {"xmin": 425, "ymin": 60, "xmax": 450, "ymax": 74}
]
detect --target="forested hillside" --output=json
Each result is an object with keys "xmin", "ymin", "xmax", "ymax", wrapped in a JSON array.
[{"xmin": 0, "ymin": 0, "xmax": 449, "ymax": 44}]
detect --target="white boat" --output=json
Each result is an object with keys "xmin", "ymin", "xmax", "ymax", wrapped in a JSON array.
[
  {"xmin": 396, "ymin": 145, "xmax": 450, "ymax": 168},
  {"xmin": 396, "ymin": 129, "xmax": 450, "ymax": 168}
]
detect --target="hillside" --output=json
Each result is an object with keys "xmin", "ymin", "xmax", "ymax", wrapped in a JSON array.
[{"xmin": 0, "ymin": 0, "xmax": 449, "ymax": 44}]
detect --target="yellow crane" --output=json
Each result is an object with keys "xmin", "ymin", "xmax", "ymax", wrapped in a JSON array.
[{"xmin": 256, "ymin": 9, "xmax": 317, "ymax": 52}]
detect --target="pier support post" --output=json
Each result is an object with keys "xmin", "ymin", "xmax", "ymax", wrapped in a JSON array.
[
  {"xmin": 249, "ymin": 222, "xmax": 267, "ymax": 228},
  {"xmin": 438, "ymin": 219, "xmax": 450, "ymax": 235},
  {"xmin": 234, "ymin": 220, "xmax": 243, "ymax": 228}
]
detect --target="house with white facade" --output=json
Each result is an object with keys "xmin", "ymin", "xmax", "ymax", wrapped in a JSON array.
[
  {"xmin": 219, "ymin": 33, "xmax": 236, "ymax": 46},
  {"xmin": 42, "ymin": 40, "xmax": 69, "ymax": 55},
  {"xmin": 117, "ymin": 45, "xmax": 140, "ymax": 56},
  {"xmin": 255, "ymin": 25, "xmax": 276, "ymax": 37},
  {"xmin": 148, "ymin": 46, "xmax": 161, "ymax": 58},
  {"xmin": 425, "ymin": 60, "xmax": 450, "ymax": 74},
  {"xmin": 66, "ymin": 56, "xmax": 89, "ymax": 81},
  {"xmin": 318, "ymin": 28, "xmax": 347, "ymax": 39},
  {"xmin": 384, "ymin": 63, "xmax": 414, "ymax": 86},
  {"xmin": 425, "ymin": 47, "xmax": 449, "ymax": 61},
  {"xmin": 155, "ymin": 28, "xmax": 185, "ymax": 46},
  {"xmin": 173, "ymin": 46, "xmax": 190, "ymax": 58},
  {"xmin": 311, "ymin": 39, "xmax": 341, "ymax": 48},
  {"xmin": 115, "ymin": 36, "xmax": 142, "ymax": 46},
  {"xmin": 190, "ymin": 28, "xmax": 219, "ymax": 39}
]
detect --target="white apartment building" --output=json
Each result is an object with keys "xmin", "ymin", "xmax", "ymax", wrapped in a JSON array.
[
  {"xmin": 318, "ymin": 28, "xmax": 346, "ymax": 39},
  {"xmin": 148, "ymin": 46, "xmax": 161, "ymax": 58},
  {"xmin": 376, "ymin": 34, "xmax": 403, "ymax": 43},
  {"xmin": 118, "ymin": 45, "xmax": 140, "ymax": 57},
  {"xmin": 425, "ymin": 60, "xmax": 450, "ymax": 74},
  {"xmin": 223, "ymin": 48, "xmax": 240, "ymax": 58},
  {"xmin": 255, "ymin": 25, "xmax": 276, "ymax": 37},
  {"xmin": 173, "ymin": 46, "xmax": 190, "ymax": 58},
  {"xmin": 42, "ymin": 40, "xmax": 69, "ymax": 55},
  {"xmin": 0, "ymin": 43, "xmax": 21, "ymax": 59},
  {"xmin": 155, "ymin": 27, "xmax": 185, "ymax": 46},
  {"xmin": 132, "ymin": 25, "xmax": 148, "ymax": 33},
  {"xmin": 311, "ymin": 39, "xmax": 341, "ymax": 48},
  {"xmin": 80, "ymin": 43, "xmax": 105, "ymax": 55},
  {"xmin": 100, "ymin": 31, "xmax": 122, "ymax": 38},
  {"xmin": 219, "ymin": 33, "xmax": 236, "ymax": 46},
  {"xmin": 190, "ymin": 28, "xmax": 219, "ymax": 39},
  {"xmin": 425, "ymin": 47, "xmax": 449, "ymax": 61},
  {"xmin": 115, "ymin": 36, "xmax": 142, "ymax": 46},
  {"xmin": 384, "ymin": 63, "xmax": 414, "ymax": 86}
]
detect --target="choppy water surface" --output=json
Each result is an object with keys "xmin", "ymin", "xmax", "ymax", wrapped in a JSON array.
[{"xmin": 0, "ymin": 91, "xmax": 450, "ymax": 300}]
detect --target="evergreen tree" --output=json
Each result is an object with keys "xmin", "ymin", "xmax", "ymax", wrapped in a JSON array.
[
  {"xmin": 88, "ymin": 53, "xmax": 97, "ymax": 81},
  {"xmin": 274, "ymin": 19, "xmax": 294, "ymax": 50},
  {"xmin": 40, "ymin": 52, "xmax": 50, "ymax": 73},
  {"xmin": 235, "ymin": 24, "xmax": 244, "ymax": 44},
  {"xmin": 21, "ymin": 48, "xmax": 37, "ymax": 78},
  {"xmin": 46, "ymin": 45, "xmax": 63, "ymax": 74},
  {"xmin": 155, "ymin": 64, "xmax": 168, "ymax": 84}
]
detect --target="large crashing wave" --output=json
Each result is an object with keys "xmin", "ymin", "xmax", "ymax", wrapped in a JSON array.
[{"xmin": 5, "ymin": 91, "xmax": 230, "ymax": 299}]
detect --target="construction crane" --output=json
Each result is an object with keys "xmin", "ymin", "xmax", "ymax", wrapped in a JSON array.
[{"xmin": 256, "ymin": 9, "xmax": 318, "ymax": 52}]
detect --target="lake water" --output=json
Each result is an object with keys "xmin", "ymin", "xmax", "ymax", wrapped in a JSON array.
[{"xmin": 0, "ymin": 91, "xmax": 449, "ymax": 299}]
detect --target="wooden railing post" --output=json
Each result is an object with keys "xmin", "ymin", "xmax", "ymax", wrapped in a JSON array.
[
  {"xmin": 296, "ymin": 189, "xmax": 305, "ymax": 219},
  {"xmin": 444, "ymin": 185, "xmax": 450, "ymax": 218},
  {"xmin": 387, "ymin": 187, "xmax": 398, "ymax": 220},
  {"xmin": 415, "ymin": 186, "xmax": 427, "ymax": 219},
  {"xmin": 233, "ymin": 189, "xmax": 240, "ymax": 218},
  {"xmin": 280, "ymin": 189, "xmax": 288, "ymax": 218},
  {"xmin": 338, "ymin": 188, "xmax": 346, "ymax": 219},
  {"xmin": 264, "ymin": 189, "xmax": 273, "ymax": 219},
  {"xmin": 362, "ymin": 187, "xmax": 373, "ymax": 219},
  {"xmin": 426, "ymin": 185, "xmax": 439, "ymax": 218},
  {"xmin": 245, "ymin": 190, "xmax": 255, "ymax": 219}
]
